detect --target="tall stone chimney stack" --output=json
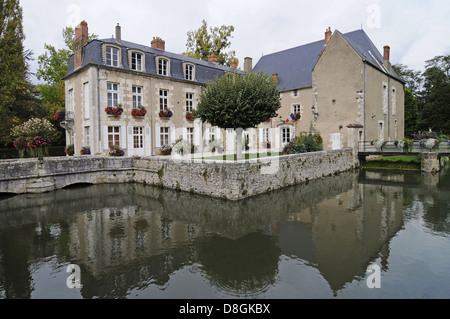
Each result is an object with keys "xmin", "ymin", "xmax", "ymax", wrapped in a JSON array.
[
  {"xmin": 244, "ymin": 57, "xmax": 253, "ymax": 73},
  {"xmin": 383, "ymin": 45, "xmax": 391, "ymax": 72},
  {"xmin": 74, "ymin": 21, "xmax": 88, "ymax": 70},
  {"xmin": 115, "ymin": 23, "xmax": 121, "ymax": 44},
  {"xmin": 325, "ymin": 27, "xmax": 332, "ymax": 45}
]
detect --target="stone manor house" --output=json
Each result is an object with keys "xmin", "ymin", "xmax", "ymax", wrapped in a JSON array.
[{"xmin": 63, "ymin": 21, "xmax": 404, "ymax": 156}]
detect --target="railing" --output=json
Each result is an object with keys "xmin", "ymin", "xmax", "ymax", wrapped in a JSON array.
[{"xmin": 358, "ymin": 140, "xmax": 450, "ymax": 155}]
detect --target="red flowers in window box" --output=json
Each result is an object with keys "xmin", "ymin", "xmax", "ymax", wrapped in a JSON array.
[
  {"xmin": 54, "ymin": 110, "xmax": 65, "ymax": 122},
  {"xmin": 132, "ymin": 106, "xmax": 147, "ymax": 118},
  {"xmin": 159, "ymin": 109, "xmax": 173, "ymax": 118},
  {"xmin": 105, "ymin": 105, "xmax": 124, "ymax": 117},
  {"xmin": 185, "ymin": 112, "xmax": 198, "ymax": 121}
]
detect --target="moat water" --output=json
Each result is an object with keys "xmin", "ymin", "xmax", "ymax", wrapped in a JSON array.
[{"xmin": 0, "ymin": 166, "xmax": 449, "ymax": 299}]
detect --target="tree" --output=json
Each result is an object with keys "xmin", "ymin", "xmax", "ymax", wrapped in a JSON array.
[
  {"xmin": 392, "ymin": 64, "xmax": 423, "ymax": 97},
  {"xmin": 36, "ymin": 26, "xmax": 97, "ymax": 145},
  {"xmin": 404, "ymin": 88, "xmax": 419, "ymax": 138},
  {"xmin": 183, "ymin": 19, "xmax": 238, "ymax": 67},
  {"xmin": 197, "ymin": 71, "xmax": 281, "ymax": 159},
  {"xmin": 417, "ymin": 54, "xmax": 450, "ymax": 134},
  {"xmin": 0, "ymin": 0, "xmax": 36, "ymax": 147}
]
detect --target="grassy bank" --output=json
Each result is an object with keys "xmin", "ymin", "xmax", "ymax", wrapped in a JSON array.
[{"xmin": 362, "ymin": 155, "xmax": 421, "ymax": 170}]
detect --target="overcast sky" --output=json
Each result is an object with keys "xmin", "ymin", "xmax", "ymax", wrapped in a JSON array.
[{"xmin": 21, "ymin": 0, "xmax": 450, "ymax": 83}]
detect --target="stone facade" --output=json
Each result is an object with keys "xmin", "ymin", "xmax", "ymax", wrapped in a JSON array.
[{"xmin": 0, "ymin": 149, "xmax": 358, "ymax": 200}]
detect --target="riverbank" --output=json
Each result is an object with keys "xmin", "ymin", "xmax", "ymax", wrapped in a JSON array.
[{"xmin": 362, "ymin": 155, "xmax": 422, "ymax": 171}]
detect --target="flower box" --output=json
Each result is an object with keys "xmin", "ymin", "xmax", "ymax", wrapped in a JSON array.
[
  {"xmin": 105, "ymin": 105, "xmax": 124, "ymax": 118},
  {"xmin": 160, "ymin": 145, "xmax": 172, "ymax": 155},
  {"xmin": 109, "ymin": 145, "xmax": 125, "ymax": 157},
  {"xmin": 132, "ymin": 106, "xmax": 147, "ymax": 118},
  {"xmin": 54, "ymin": 110, "xmax": 65, "ymax": 122},
  {"xmin": 81, "ymin": 146, "xmax": 91, "ymax": 155},
  {"xmin": 159, "ymin": 109, "xmax": 173, "ymax": 119},
  {"xmin": 185, "ymin": 112, "xmax": 198, "ymax": 121}
]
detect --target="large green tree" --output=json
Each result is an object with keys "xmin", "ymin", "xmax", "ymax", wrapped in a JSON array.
[
  {"xmin": 183, "ymin": 19, "xmax": 238, "ymax": 67},
  {"xmin": 0, "ymin": 0, "xmax": 37, "ymax": 147},
  {"xmin": 417, "ymin": 54, "xmax": 450, "ymax": 134},
  {"xmin": 404, "ymin": 88, "xmax": 419, "ymax": 138},
  {"xmin": 197, "ymin": 71, "xmax": 281, "ymax": 159}
]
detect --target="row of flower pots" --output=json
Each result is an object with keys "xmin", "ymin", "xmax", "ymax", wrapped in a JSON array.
[{"xmin": 104, "ymin": 105, "xmax": 199, "ymax": 120}]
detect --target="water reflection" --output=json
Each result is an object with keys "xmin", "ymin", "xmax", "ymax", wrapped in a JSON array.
[{"xmin": 0, "ymin": 168, "xmax": 448, "ymax": 299}]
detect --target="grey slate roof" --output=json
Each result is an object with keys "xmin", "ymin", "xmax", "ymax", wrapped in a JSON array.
[
  {"xmin": 252, "ymin": 29, "xmax": 402, "ymax": 92},
  {"xmin": 65, "ymin": 38, "xmax": 238, "ymax": 84}
]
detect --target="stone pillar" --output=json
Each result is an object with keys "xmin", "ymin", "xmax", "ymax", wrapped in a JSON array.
[{"xmin": 421, "ymin": 152, "xmax": 440, "ymax": 173}]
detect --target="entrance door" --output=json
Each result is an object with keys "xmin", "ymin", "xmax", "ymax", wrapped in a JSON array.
[{"xmin": 133, "ymin": 127, "xmax": 144, "ymax": 156}]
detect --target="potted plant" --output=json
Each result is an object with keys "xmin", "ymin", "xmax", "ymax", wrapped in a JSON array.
[
  {"xmin": 372, "ymin": 139, "xmax": 386, "ymax": 151},
  {"xmin": 105, "ymin": 105, "xmax": 124, "ymax": 118},
  {"xmin": 159, "ymin": 109, "xmax": 173, "ymax": 118},
  {"xmin": 160, "ymin": 145, "xmax": 172, "ymax": 155},
  {"xmin": 80, "ymin": 146, "xmax": 91, "ymax": 155},
  {"xmin": 131, "ymin": 106, "xmax": 147, "ymax": 118},
  {"xmin": 53, "ymin": 110, "xmax": 65, "ymax": 122},
  {"xmin": 419, "ymin": 138, "xmax": 438, "ymax": 152},
  {"xmin": 109, "ymin": 145, "xmax": 125, "ymax": 157},
  {"xmin": 185, "ymin": 111, "xmax": 198, "ymax": 121},
  {"xmin": 65, "ymin": 144, "xmax": 74, "ymax": 156}
]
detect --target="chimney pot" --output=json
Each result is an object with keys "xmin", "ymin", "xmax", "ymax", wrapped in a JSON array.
[
  {"xmin": 325, "ymin": 27, "xmax": 332, "ymax": 45},
  {"xmin": 383, "ymin": 45, "xmax": 390, "ymax": 61},
  {"xmin": 115, "ymin": 23, "xmax": 121, "ymax": 44},
  {"xmin": 208, "ymin": 53, "xmax": 218, "ymax": 63},
  {"xmin": 151, "ymin": 36, "xmax": 165, "ymax": 50},
  {"xmin": 244, "ymin": 57, "xmax": 253, "ymax": 73}
]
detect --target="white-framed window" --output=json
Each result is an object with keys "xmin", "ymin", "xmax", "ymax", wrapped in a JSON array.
[
  {"xmin": 160, "ymin": 127, "xmax": 169, "ymax": 146},
  {"xmin": 106, "ymin": 46, "xmax": 119, "ymax": 67},
  {"xmin": 132, "ymin": 86, "xmax": 142, "ymax": 109},
  {"xmin": 208, "ymin": 128, "xmax": 215, "ymax": 142},
  {"xmin": 282, "ymin": 127, "xmax": 291, "ymax": 144},
  {"xmin": 159, "ymin": 89, "xmax": 168, "ymax": 110},
  {"xmin": 186, "ymin": 93, "xmax": 194, "ymax": 112},
  {"xmin": 187, "ymin": 127, "xmax": 194, "ymax": 145},
  {"xmin": 84, "ymin": 126, "xmax": 90, "ymax": 146},
  {"xmin": 107, "ymin": 82, "xmax": 119, "ymax": 107},
  {"xmin": 131, "ymin": 52, "xmax": 142, "ymax": 71},
  {"xmin": 133, "ymin": 127, "xmax": 144, "ymax": 149},
  {"xmin": 83, "ymin": 82, "xmax": 90, "ymax": 119},
  {"xmin": 157, "ymin": 57, "xmax": 169, "ymax": 76},
  {"xmin": 262, "ymin": 128, "xmax": 269, "ymax": 142},
  {"xmin": 184, "ymin": 63, "xmax": 195, "ymax": 81},
  {"xmin": 292, "ymin": 104, "xmax": 301, "ymax": 114},
  {"xmin": 108, "ymin": 126, "xmax": 120, "ymax": 147}
]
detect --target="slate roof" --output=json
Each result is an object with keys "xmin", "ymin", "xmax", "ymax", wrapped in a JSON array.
[
  {"xmin": 64, "ymin": 38, "xmax": 238, "ymax": 84},
  {"xmin": 252, "ymin": 29, "xmax": 403, "ymax": 92}
]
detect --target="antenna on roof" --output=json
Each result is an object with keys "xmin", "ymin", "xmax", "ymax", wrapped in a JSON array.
[{"xmin": 361, "ymin": 23, "xmax": 363, "ymax": 30}]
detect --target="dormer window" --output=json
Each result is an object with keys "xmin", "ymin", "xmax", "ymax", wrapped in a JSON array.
[
  {"xmin": 157, "ymin": 57, "xmax": 170, "ymax": 76},
  {"xmin": 106, "ymin": 46, "xmax": 119, "ymax": 67},
  {"xmin": 131, "ymin": 52, "xmax": 142, "ymax": 71},
  {"xmin": 183, "ymin": 63, "xmax": 195, "ymax": 81}
]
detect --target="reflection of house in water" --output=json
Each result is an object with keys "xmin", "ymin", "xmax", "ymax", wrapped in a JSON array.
[{"xmin": 273, "ymin": 178, "xmax": 404, "ymax": 294}]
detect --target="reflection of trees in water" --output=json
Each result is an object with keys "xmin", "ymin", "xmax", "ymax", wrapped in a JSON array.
[
  {"xmin": 197, "ymin": 232, "xmax": 281, "ymax": 296},
  {"xmin": 420, "ymin": 192, "xmax": 450, "ymax": 235}
]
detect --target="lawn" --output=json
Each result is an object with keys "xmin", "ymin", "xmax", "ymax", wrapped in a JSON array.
[{"xmin": 363, "ymin": 155, "xmax": 421, "ymax": 170}]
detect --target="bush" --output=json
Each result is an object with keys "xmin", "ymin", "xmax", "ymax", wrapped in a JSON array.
[{"xmin": 282, "ymin": 133, "xmax": 323, "ymax": 154}]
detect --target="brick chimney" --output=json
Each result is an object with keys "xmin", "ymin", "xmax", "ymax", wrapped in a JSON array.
[
  {"xmin": 231, "ymin": 60, "xmax": 237, "ymax": 69},
  {"xmin": 74, "ymin": 21, "xmax": 88, "ymax": 70},
  {"xmin": 244, "ymin": 57, "xmax": 253, "ymax": 73},
  {"xmin": 115, "ymin": 23, "xmax": 121, "ymax": 44},
  {"xmin": 151, "ymin": 37, "xmax": 165, "ymax": 50},
  {"xmin": 208, "ymin": 53, "xmax": 218, "ymax": 63},
  {"xmin": 325, "ymin": 27, "xmax": 332, "ymax": 45},
  {"xmin": 272, "ymin": 73, "xmax": 279, "ymax": 83},
  {"xmin": 383, "ymin": 45, "xmax": 391, "ymax": 72}
]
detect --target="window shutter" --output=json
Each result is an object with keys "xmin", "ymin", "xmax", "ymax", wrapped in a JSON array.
[
  {"xmin": 170, "ymin": 126, "xmax": 176, "ymax": 144},
  {"xmin": 216, "ymin": 128, "xmax": 222, "ymax": 140},
  {"xmin": 268, "ymin": 128, "xmax": 273, "ymax": 142},
  {"xmin": 103, "ymin": 126, "xmax": 109, "ymax": 151},
  {"xmin": 121, "ymin": 125, "xmax": 127, "ymax": 149},
  {"xmin": 145, "ymin": 126, "xmax": 151, "ymax": 156},
  {"xmin": 127, "ymin": 126, "xmax": 133, "ymax": 156},
  {"xmin": 275, "ymin": 127, "xmax": 280, "ymax": 149},
  {"xmin": 259, "ymin": 128, "xmax": 264, "ymax": 144},
  {"xmin": 291, "ymin": 126, "xmax": 296, "ymax": 141},
  {"xmin": 182, "ymin": 127, "xmax": 187, "ymax": 141},
  {"xmin": 155, "ymin": 123, "xmax": 161, "ymax": 148},
  {"xmin": 194, "ymin": 124, "xmax": 200, "ymax": 146}
]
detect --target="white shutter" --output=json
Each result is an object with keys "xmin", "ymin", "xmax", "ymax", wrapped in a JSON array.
[
  {"xmin": 144, "ymin": 126, "xmax": 151, "ymax": 156},
  {"xmin": 275, "ymin": 127, "xmax": 280, "ymax": 150},
  {"xmin": 268, "ymin": 128, "xmax": 273, "ymax": 142},
  {"xmin": 170, "ymin": 126, "xmax": 176, "ymax": 144},
  {"xmin": 259, "ymin": 128, "xmax": 264, "ymax": 144},
  {"xmin": 182, "ymin": 127, "xmax": 187, "ymax": 141},
  {"xmin": 205, "ymin": 127, "xmax": 210, "ymax": 143},
  {"xmin": 194, "ymin": 125, "xmax": 200, "ymax": 146},
  {"xmin": 103, "ymin": 126, "xmax": 109, "ymax": 150},
  {"xmin": 155, "ymin": 123, "xmax": 161, "ymax": 148},
  {"xmin": 121, "ymin": 125, "xmax": 126, "ymax": 150},
  {"xmin": 127, "ymin": 126, "xmax": 133, "ymax": 156},
  {"xmin": 216, "ymin": 128, "xmax": 222, "ymax": 140},
  {"xmin": 291, "ymin": 126, "xmax": 296, "ymax": 141}
]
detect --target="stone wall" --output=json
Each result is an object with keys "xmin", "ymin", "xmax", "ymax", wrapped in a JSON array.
[{"xmin": 0, "ymin": 149, "xmax": 359, "ymax": 200}]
